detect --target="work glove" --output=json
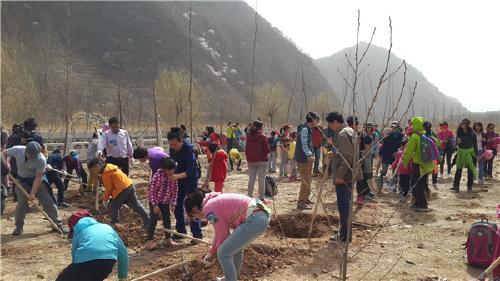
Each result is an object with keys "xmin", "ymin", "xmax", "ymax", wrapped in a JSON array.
[
  {"xmin": 202, "ymin": 254, "xmax": 215, "ymax": 268},
  {"xmin": 46, "ymin": 164, "xmax": 53, "ymax": 170}
]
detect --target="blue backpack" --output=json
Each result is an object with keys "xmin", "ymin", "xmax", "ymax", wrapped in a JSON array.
[{"xmin": 421, "ymin": 134, "xmax": 439, "ymax": 162}]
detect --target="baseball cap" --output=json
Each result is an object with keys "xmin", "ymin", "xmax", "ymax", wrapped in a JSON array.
[
  {"xmin": 365, "ymin": 122, "xmax": 374, "ymax": 128},
  {"xmin": 25, "ymin": 141, "xmax": 42, "ymax": 160},
  {"xmin": 68, "ymin": 210, "xmax": 92, "ymax": 238},
  {"xmin": 391, "ymin": 121, "xmax": 399, "ymax": 128}
]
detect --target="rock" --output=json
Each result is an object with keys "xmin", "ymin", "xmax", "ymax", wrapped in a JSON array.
[
  {"xmin": 36, "ymin": 274, "xmax": 44, "ymax": 279},
  {"xmin": 462, "ymin": 219, "xmax": 467, "ymax": 223},
  {"xmin": 405, "ymin": 260, "xmax": 416, "ymax": 265},
  {"xmin": 445, "ymin": 216, "xmax": 452, "ymax": 221},
  {"xmin": 417, "ymin": 243, "xmax": 424, "ymax": 249}
]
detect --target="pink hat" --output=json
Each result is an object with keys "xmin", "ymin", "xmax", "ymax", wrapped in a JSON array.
[{"xmin": 101, "ymin": 123, "xmax": 110, "ymax": 132}]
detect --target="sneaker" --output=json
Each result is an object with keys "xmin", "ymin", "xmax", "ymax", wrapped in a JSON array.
[
  {"xmin": 57, "ymin": 202, "xmax": 70, "ymax": 208},
  {"xmin": 355, "ymin": 195, "xmax": 364, "ymax": 205},
  {"xmin": 55, "ymin": 225, "xmax": 69, "ymax": 234},
  {"xmin": 190, "ymin": 239, "xmax": 200, "ymax": 245},
  {"xmin": 172, "ymin": 235, "xmax": 185, "ymax": 242},
  {"xmin": 478, "ymin": 180, "xmax": 484, "ymax": 185},
  {"xmin": 367, "ymin": 192, "xmax": 376, "ymax": 198},
  {"xmin": 450, "ymin": 187, "xmax": 459, "ymax": 193},
  {"xmin": 297, "ymin": 202, "xmax": 312, "ymax": 210},
  {"xmin": 12, "ymin": 228, "xmax": 23, "ymax": 236},
  {"xmin": 237, "ymin": 167, "xmax": 242, "ymax": 171},
  {"xmin": 400, "ymin": 196, "xmax": 408, "ymax": 204},
  {"xmin": 216, "ymin": 277, "xmax": 226, "ymax": 281},
  {"xmin": 166, "ymin": 238, "xmax": 178, "ymax": 247},
  {"xmin": 447, "ymin": 172, "xmax": 452, "ymax": 178},
  {"xmin": 364, "ymin": 194, "xmax": 373, "ymax": 201},
  {"xmin": 432, "ymin": 183, "xmax": 438, "ymax": 190},
  {"xmin": 415, "ymin": 207, "xmax": 430, "ymax": 212}
]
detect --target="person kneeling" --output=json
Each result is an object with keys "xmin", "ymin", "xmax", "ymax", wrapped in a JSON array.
[
  {"xmin": 57, "ymin": 210, "xmax": 128, "ymax": 281},
  {"xmin": 88, "ymin": 159, "xmax": 149, "ymax": 228},
  {"xmin": 185, "ymin": 191, "xmax": 271, "ymax": 281},
  {"xmin": 147, "ymin": 157, "xmax": 178, "ymax": 249}
]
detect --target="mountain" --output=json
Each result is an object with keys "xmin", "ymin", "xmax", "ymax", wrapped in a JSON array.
[
  {"xmin": 315, "ymin": 43, "xmax": 469, "ymax": 126},
  {"xmin": 1, "ymin": 1, "xmax": 335, "ymax": 127}
]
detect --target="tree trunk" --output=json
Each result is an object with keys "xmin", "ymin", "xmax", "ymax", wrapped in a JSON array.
[
  {"xmin": 188, "ymin": 0, "xmax": 194, "ymax": 141},
  {"xmin": 248, "ymin": 4, "xmax": 258, "ymax": 123},
  {"xmin": 117, "ymin": 72, "xmax": 123, "ymax": 128},
  {"xmin": 152, "ymin": 78, "xmax": 162, "ymax": 147}
]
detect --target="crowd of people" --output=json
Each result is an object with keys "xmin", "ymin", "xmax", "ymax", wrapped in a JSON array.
[{"xmin": 0, "ymin": 113, "xmax": 499, "ymax": 281}]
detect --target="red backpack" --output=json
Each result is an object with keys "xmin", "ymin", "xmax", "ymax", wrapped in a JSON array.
[{"xmin": 467, "ymin": 219, "xmax": 499, "ymax": 268}]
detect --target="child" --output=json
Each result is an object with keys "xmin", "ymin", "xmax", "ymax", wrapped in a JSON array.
[
  {"xmin": 391, "ymin": 139, "xmax": 411, "ymax": 202},
  {"xmin": 185, "ymin": 191, "xmax": 271, "ymax": 281},
  {"xmin": 63, "ymin": 150, "xmax": 88, "ymax": 192},
  {"xmin": 267, "ymin": 131, "xmax": 279, "ymax": 173},
  {"xmin": 206, "ymin": 144, "xmax": 228, "ymax": 193},
  {"xmin": 288, "ymin": 132, "xmax": 298, "ymax": 182},
  {"xmin": 147, "ymin": 158, "xmax": 178, "ymax": 249},
  {"xmin": 229, "ymin": 148, "xmax": 242, "ymax": 171},
  {"xmin": 46, "ymin": 149, "xmax": 70, "ymax": 207},
  {"xmin": 87, "ymin": 159, "xmax": 149, "ymax": 227}
]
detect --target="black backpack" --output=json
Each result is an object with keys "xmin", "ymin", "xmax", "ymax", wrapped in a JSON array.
[{"xmin": 265, "ymin": 176, "xmax": 278, "ymax": 197}]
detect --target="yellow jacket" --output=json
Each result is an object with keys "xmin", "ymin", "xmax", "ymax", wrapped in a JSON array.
[
  {"xmin": 288, "ymin": 141, "xmax": 296, "ymax": 159},
  {"xmin": 101, "ymin": 164, "xmax": 133, "ymax": 201}
]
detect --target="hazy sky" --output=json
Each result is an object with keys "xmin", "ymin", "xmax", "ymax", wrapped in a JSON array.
[{"xmin": 244, "ymin": 0, "xmax": 500, "ymax": 112}]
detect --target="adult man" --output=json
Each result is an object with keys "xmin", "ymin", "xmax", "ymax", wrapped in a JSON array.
[
  {"xmin": 326, "ymin": 112, "xmax": 358, "ymax": 242},
  {"xmin": 167, "ymin": 128, "xmax": 202, "ymax": 242},
  {"xmin": 294, "ymin": 112, "xmax": 319, "ymax": 210},
  {"xmin": 133, "ymin": 146, "xmax": 169, "ymax": 176},
  {"xmin": 378, "ymin": 121, "xmax": 403, "ymax": 191},
  {"xmin": 98, "ymin": 117, "xmax": 133, "ymax": 175},
  {"xmin": 2, "ymin": 142, "xmax": 67, "ymax": 235}
]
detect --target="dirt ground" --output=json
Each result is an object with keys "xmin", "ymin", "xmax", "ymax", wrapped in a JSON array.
[{"xmin": 1, "ymin": 156, "xmax": 499, "ymax": 281}]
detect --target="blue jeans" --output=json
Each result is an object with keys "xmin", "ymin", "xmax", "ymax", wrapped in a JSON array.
[
  {"xmin": 313, "ymin": 147, "xmax": 321, "ymax": 173},
  {"xmin": 477, "ymin": 150, "xmax": 484, "ymax": 181},
  {"xmin": 217, "ymin": 211, "xmax": 269, "ymax": 281},
  {"xmin": 335, "ymin": 183, "xmax": 352, "ymax": 241},
  {"xmin": 378, "ymin": 163, "xmax": 389, "ymax": 189},
  {"xmin": 175, "ymin": 182, "xmax": 202, "ymax": 238}
]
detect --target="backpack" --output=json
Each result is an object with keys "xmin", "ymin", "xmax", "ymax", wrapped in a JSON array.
[
  {"xmin": 421, "ymin": 134, "xmax": 439, "ymax": 162},
  {"xmin": 265, "ymin": 176, "xmax": 278, "ymax": 197},
  {"xmin": 466, "ymin": 219, "xmax": 499, "ymax": 268}
]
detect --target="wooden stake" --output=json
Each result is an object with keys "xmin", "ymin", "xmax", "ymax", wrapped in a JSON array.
[
  {"xmin": 131, "ymin": 260, "xmax": 190, "ymax": 281},
  {"xmin": 163, "ymin": 228, "xmax": 211, "ymax": 245},
  {"xmin": 478, "ymin": 256, "xmax": 500, "ymax": 281},
  {"xmin": 307, "ymin": 160, "xmax": 331, "ymax": 246},
  {"xmin": 8, "ymin": 174, "xmax": 63, "ymax": 235}
]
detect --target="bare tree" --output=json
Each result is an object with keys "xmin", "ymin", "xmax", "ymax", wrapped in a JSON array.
[
  {"xmin": 187, "ymin": 0, "xmax": 194, "ymax": 141},
  {"xmin": 255, "ymin": 82, "xmax": 286, "ymax": 129},
  {"xmin": 62, "ymin": 3, "xmax": 73, "ymax": 155},
  {"xmin": 248, "ymin": 0, "xmax": 258, "ymax": 122}
]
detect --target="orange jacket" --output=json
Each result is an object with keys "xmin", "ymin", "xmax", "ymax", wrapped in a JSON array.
[{"xmin": 100, "ymin": 164, "xmax": 133, "ymax": 201}]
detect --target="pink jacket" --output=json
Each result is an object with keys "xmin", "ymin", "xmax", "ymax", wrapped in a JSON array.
[
  {"xmin": 147, "ymin": 170, "xmax": 178, "ymax": 207},
  {"xmin": 202, "ymin": 192, "xmax": 253, "ymax": 255},
  {"xmin": 391, "ymin": 150, "xmax": 412, "ymax": 175},
  {"xmin": 438, "ymin": 128, "xmax": 454, "ymax": 149}
]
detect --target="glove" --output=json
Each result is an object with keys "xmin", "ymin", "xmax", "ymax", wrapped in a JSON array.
[
  {"xmin": 202, "ymin": 254, "xmax": 215, "ymax": 268},
  {"xmin": 46, "ymin": 164, "xmax": 53, "ymax": 170}
]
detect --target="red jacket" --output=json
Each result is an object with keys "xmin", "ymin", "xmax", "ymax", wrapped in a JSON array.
[
  {"xmin": 209, "ymin": 150, "xmax": 228, "ymax": 182},
  {"xmin": 312, "ymin": 126, "xmax": 323, "ymax": 148},
  {"xmin": 245, "ymin": 130, "xmax": 270, "ymax": 162}
]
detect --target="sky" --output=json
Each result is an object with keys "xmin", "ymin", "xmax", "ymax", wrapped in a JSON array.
[{"xmin": 243, "ymin": 0, "xmax": 500, "ymax": 112}]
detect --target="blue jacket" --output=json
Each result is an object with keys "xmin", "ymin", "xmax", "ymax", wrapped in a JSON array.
[
  {"xmin": 47, "ymin": 154, "xmax": 63, "ymax": 170},
  {"xmin": 72, "ymin": 217, "xmax": 128, "ymax": 279},
  {"xmin": 170, "ymin": 142, "xmax": 198, "ymax": 189},
  {"xmin": 295, "ymin": 124, "xmax": 313, "ymax": 163}
]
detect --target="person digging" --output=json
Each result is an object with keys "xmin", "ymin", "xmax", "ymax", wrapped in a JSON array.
[
  {"xmin": 185, "ymin": 191, "xmax": 271, "ymax": 281},
  {"xmin": 87, "ymin": 158, "xmax": 149, "ymax": 228}
]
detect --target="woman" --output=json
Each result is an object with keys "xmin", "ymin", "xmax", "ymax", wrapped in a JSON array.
[
  {"xmin": 473, "ymin": 122, "xmax": 486, "ymax": 184},
  {"xmin": 438, "ymin": 121, "xmax": 456, "ymax": 177},
  {"xmin": 57, "ymin": 210, "xmax": 128, "ymax": 281},
  {"xmin": 185, "ymin": 191, "xmax": 271, "ymax": 281},
  {"xmin": 245, "ymin": 120, "xmax": 270, "ymax": 199},
  {"xmin": 484, "ymin": 123, "xmax": 498, "ymax": 178},
  {"xmin": 452, "ymin": 118, "xmax": 478, "ymax": 192},
  {"xmin": 167, "ymin": 128, "xmax": 203, "ymax": 242},
  {"xmin": 424, "ymin": 121, "xmax": 441, "ymax": 190},
  {"xmin": 278, "ymin": 124, "xmax": 292, "ymax": 178}
]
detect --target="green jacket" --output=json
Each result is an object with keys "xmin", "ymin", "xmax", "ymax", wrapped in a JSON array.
[
  {"xmin": 456, "ymin": 147, "xmax": 477, "ymax": 177},
  {"xmin": 403, "ymin": 117, "xmax": 436, "ymax": 175}
]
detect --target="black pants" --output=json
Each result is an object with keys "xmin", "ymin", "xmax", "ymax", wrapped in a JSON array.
[
  {"xmin": 399, "ymin": 174, "xmax": 410, "ymax": 197},
  {"xmin": 453, "ymin": 167, "xmax": 474, "ymax": 190},
  {"xmin": 106, "ymin": 157, "xmax": 129, "ymax": 176},
  {"xmin": 432, "ymin": 172, "xmax": 438, "ymax": 184},
  {"xmin": 63, "ymin": 166, "xmax": 88, "ymax": 190},
  {"xmin": 485, "ymin": 151, "xmax": 495, "ymax": 177},
  {"xmin": 356, "ymin": 173, "xmax": 371, "ymax": 196},
  {"xmin": 56, "ymin": 259, "xmax": 115, "ymax": 281},
  {"xmin": 110, "ymin": 185, "xmax": 149, "ymax": 226},
  {"xmin": 335, "ymin": 183, "xmax": 352, "ymax": 241},
  {"xmin": 148, "ymin": 202, "xmax": 172, "ymax": 240},
  {"xmin": 411, "ymin": 165, "xmax": 429, "ymax": 209},
  {"xmin": 46, "ymin": 171, "xmax": 65, "ymax": 203},
  {"xmin": 440, "ymin": 150, "xmax": 453, "ymax": 174}
]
